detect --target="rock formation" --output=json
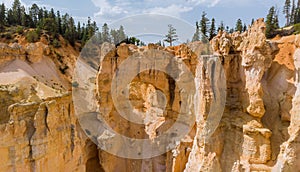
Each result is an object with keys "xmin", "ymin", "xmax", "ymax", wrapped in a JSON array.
[
  {"xmin": 1, "ymin": 18, "xmax": 300, "ymax": 172},
  {"xmin": 0, "ymin": 40, "xmax": 102, "ymax": 171}
]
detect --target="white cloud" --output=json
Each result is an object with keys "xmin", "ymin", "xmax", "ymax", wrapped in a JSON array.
[
  {"xmin": 90, "ymin": 0, "xmax": 223, "ymax": 24},
  {"xmin": 144, "ymin": 4, "xmax": 193, "ymax": 17}
]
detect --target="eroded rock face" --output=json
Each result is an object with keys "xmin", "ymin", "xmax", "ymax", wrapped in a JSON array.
[
  {"xmin": 0, "ymin": 91, "xmax": 100, "ymax": 171},
  {"xmin": 273, "ymin": 35, "xmax": 300, "ymax": 171},
  {"xmin": 1, "ymin": 18, "xmax": 300, "ymax": 172},
  {"xmin": 183, "ymin": 18, "xmax": 300, "ymax": 172},
  {"xmin": 0, "ymin": 40, "xmax": 102, "ymax": 172}
]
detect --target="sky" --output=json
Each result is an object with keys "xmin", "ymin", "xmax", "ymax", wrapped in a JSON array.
[{"xmin": 1, "ymin": 0, "xmax": 285, "ymax": 43}]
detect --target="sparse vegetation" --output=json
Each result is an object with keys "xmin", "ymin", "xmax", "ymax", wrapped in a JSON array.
[
  {"xmin": 52, "ymin": 38, "xmax": 61, "ymax": 48},
  {"xmin": 26, "ymin": 30, "xmax": 40, "ymax": 43},
  {"xmin": 294, "ymin": 23, "xmax": 300, "ymax": 34},
  {"xmin": 16, "ymin": 26, "xmax": 23, "ymax": 34}
]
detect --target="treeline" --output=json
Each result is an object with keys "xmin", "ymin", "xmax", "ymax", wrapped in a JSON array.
[
  {"xmin": 283, "ymin": 0, "xmax": 300, "ymax": 26},
  {"xmin": 192, "ymin": 12, "xmax": 249, "ymax": 41},
  {"xmin": 0, "ymin": 0, "xmax": 98, "ymax": 46},
  {"xmin": 265, "ymin": 0, "xmax": 300, "ymax": 38},
  {"xmin": 0, "ymin": 0, "xmax": 143, "ymax": 47}
]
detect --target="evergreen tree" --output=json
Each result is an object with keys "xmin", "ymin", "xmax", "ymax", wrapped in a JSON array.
[
  {"xmin": 296, "ymin": 7, "xmax": 300, "ymax": 23},
  {"xmin": 225, "ymin": 26, "xmax": 230, "ymax": 32},
  {"xmin": 110, "ymin": 29, "xmax": 118, "ymax": 44},
  {"xmin": 49, "ymin": 8, "xmax": 55, "ymax": 19},
  {"xmin": 283, "ymin": 0, "xmax": 291, "ymax": 26},
  {"xmin": 65, "ymin": 17, "xmax": 76, "ymax": 45},
  {"xmin": 243, "ymin": 24, "xmax": 247, "ymax": 32},
  {"xmin": 0, "ymin": 3, "xmax": 6, "ymax": 27},
  {"xmin": 20, "ymin": 6, "xmax": 27, "ymax": 26},
  {"xmin": 29, "ymin": 4, "xmax": 39, "ymax": 27},
  {"xmin": 192, "ymin": 21, "xmax": 200, "ymax": 41},
  {"xmin": 274, "ymin": 14, "xmax": 280, "ymax": 29},
  {"xmin": 209, "ymin": 18, "xmax": 216, "ymax": 40},
  {"xmin": 164, "ymin": 24, "xmax": 178, "ymax": 46},
  {"xmin": 217, "ymin": 21, "xmax": 225, "ymax": 32},
  {"xmin": 77, "ymin": 22, "xmax": 81, "ymax": 40},
  {"xmin": 43, "ymin": 7, "xmax": 48, "ymax": 19},
  {"xmin": 56, "ymin": 11, "xmax": 62, "ymax": 34},
  {"xmin": 266, "ymin": 6, "xmax": 277, "ymax": 38},
  {"xmin": 118, "ymin": 25, "xmax": 126, "ymax": 42},
  {"xmin": 251, "ymin": 18, "xmax": 255, "ymax": 25},
  {"xmin": 200, "ymin": 11, "xmax": 209, "ymax": 37},
  {"xmin": 12, "ymin": 0, "xmax": 21, "ymax": 25},
  {"xmin": 291, "ymin": 0, "xmax": 296, "ymax": 24},
  {"xmin": 81, "ymin": 23, "xmax": 88, "ymax": 43},
  {"xmin": 7, "ymin": 9, "xmax": 13, "ymax": 25},
  {"xmin": 101, "ymin": 23, "xmax": 110, "ymax": 42},
  {"xmin": 235, "ymin": 18, "xmax": 243, "ymax": 32}
]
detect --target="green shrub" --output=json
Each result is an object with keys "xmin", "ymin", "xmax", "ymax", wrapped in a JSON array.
[
  {"xmin": 26, "ymin": 30, "xmax": 40, "ymax": 43},
  {"xmin": 52, "ymin": 38, "xmax": 61, "ymax": 48},
  {"xmin": 294, "ymin": 23, "xmax": 300, "ymax": 34},
  {"xmin": 4, "ymin": 33, "xmax": 12, "ymax": 39},
  {"xmin": 16, "ymin": 26, "xmax": 23, "ymax": 34}
]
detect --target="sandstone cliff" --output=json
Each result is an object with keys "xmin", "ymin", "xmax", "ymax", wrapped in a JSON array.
[
  {"xmin": 1, "ymin": 18, "xmax": 300, "ymax": 172},
  {"xmin": 0, "ymin": 39, "xmax": 103, "ymax": 171}
]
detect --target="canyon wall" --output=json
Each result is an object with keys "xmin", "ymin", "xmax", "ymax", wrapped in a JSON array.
[
  {"xmin": 0, "ymin": 41, "xmax": 102, "ymax": 172},
  {"xmin": 0, "ymin": 18, "xmax": 300, "ymax": 172}
]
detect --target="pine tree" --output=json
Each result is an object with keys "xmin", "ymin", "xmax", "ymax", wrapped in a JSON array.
[
  {"xmin": 110, "ymin": 29, "xmax": 118, "ymax": 44},
  {"xmin": 81, "ymin": 23, "xmax": 87, "ymax": 43},
  {"xmin": 235, "ymin": 18, "xmax": 243, "ymax": 32},
  {"xmin": 118, "ymin": 25, "xmax": 126, "ymax": 42},
  {"xmin": 0, "ymin": 3, "xmax": 6, "ymax": 27},
  {"xmin": 192, "ymin": 21, "xmax": 200, "ymax": 41},
  {"xmin": 251, "ymin": 18, "xmax": 255, "ymax": 25},
  {"xmin": 56, "ymin": 11, "xmax": 62, "ymax": 34},
  {"xmin": 20, "ymin": 6, "xmax": 27, "ymax": 26},
  {"xmin": 164, "ymin": 24, "xmax": 178, "ymax": 46},
  {"xmin": 217, "ymin": 21, "xmax": 224, "ymax": 32},
  {"xmin": 283, "ymin": 0, "xmax": 291, "ymax": 26},
  {"xmin": 49, "ymin": 8, "xmax": 55, "ymax": 19},
  {"xmin": 65, "ymin": 17, "xmax": 76, "ymax": 45},
  {"xmin": 266, "ymin": 6, "xmax": 277, "ymax": 38},
  {"xmin": 243, "ymin": 24, "xmax": 247, "ymax": 32},
  {"xmin": 29, "ymin": 4, "xmax": 39, "ymax": 27},
  {"xmin": 101, "ymin": 23, "xmax": 110, "ymax": 42},
  {"xmin": 296, "ymin": 7, "xmax": 300, "ymax": 23},
  {"xmin": 12, "ymin": 0, "xmax": 21, "ymax": 25},
  {"xmin": 274, "ymin": 14, "xmax": 280, "ymax": 29},
  {"xmin": 77, "ymin": 22, "xmax": 81, "ymax": 40},
  {"xmin": 200, "ymin": 11, "xmax": 209, "ymax": 37},
  {"xmin": 209, "ymin": 18, "xmax": 216, "ymax": 40},
  {"xmin": 295, "ymin": 0, "xmax": 300, "ymax": 23},
  {"xmin": 291, "ymin": 0, "xmax": 296, "ymax": 24},
  {"xmin": 7, "ymin": 9, "xmax": 13, "ymax": 25}
]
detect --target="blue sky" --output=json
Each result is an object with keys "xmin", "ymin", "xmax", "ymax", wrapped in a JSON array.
[{"xmin": 1, "ymin": 0, "xmax": 285, "ymax": 27}]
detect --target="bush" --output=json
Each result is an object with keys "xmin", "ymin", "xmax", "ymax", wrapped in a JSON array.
[
  {"xmin": 4, "ymin": 33, "xmax": 12, "ymax": 39},
  {"xmin": 26, "ymin": 30, "xmax": 40, "ymax": 43},
  {"xmin": 16, "ymin": 26, "xmax": 23, "ymax": 34},
  {"xmin": 294, "ymin": 23, "xmax": 300, "ymax": 34},
  {"xmin": 52, "ymin": 38, "xmax": 61, "ymax": 48}
]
